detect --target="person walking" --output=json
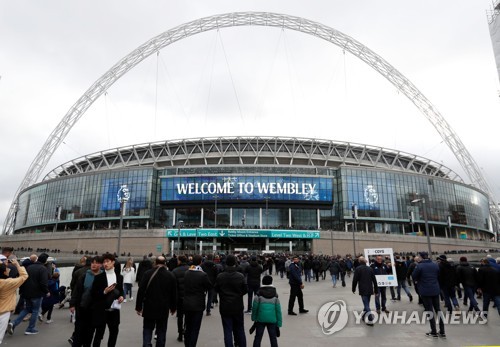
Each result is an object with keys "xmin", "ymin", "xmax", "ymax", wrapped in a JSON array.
[
  {"xmin": 69, "ymin": 255, "xmax": 104, "ymax": 347},
  {"xmin": 328, "ymin": 258, "xmax": 341, "ymax": 288},
  {"xmin": 245, "ymin": 256, "xmax": 263, "ymax": 314},
  {"xmin": 287, "ymin": 256, "xmax": 308, "ymax": 315},
  {"xmin": 136, "ymin": 256, "xmax": 177, "ymax": 347},
  {"xmin": 136, "ymin": 255, "xmax": 153, "ymax": 287},
  {"xmin": 251, "ymin": 275, "xmax": 282, "ymax": 347},
  {"xmin": 39, "ymin": 271, "xmax": 60, "ymax": 323},
  {"xmin": 201, "ymin": 254, "xmax": 218, "ymax": 316},
  {"xmin": 477, "ymin": 258, "xmax": 500, "ymax": 321},
  {"xmin": 394, "ymin": 255, "xmax": 413, "ymax": 302},
  {"xmin": 352, "ymin": 256, "xmax": 378, "ymax": 326},
  {"xmin": 0, "ymin": 258, "xmax": 28, "ymax": 344},
  {"xmin": 90, "ymin": 253, "xmax": 124, "ymax": 347},
  {"xmin": 214, "ymin": 254, "xmax": 247, "ymax": 347},
  {"xmin": 8, "ymin": 252, "xmax": 50, "ymax": 336},
  {"xmin": 172, "ymin": 255, "xmax": 190, "ymax": 342},
  {"xmin": 437, "ymin": 255, "xmax": 459, "ymax": 313},
  {"xmin": 456, "ymin": 256, "xmax": 480, "ymax": 313},
  {"xmin": 121, "ymin": 258, "xmax": 136, "ymax": 302},
  {"xmin": 412, "ymin": 252, "xmax": 446, "ymax": 338},
  {"xmin": 183, "ymin": 254, "xmax": 211, "ymax": 347}
]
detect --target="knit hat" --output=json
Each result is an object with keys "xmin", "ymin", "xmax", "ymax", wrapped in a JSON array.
[
  {"xmin": 262, "ymin": 275, "xmax": 273, "ymax": 285},
  {"xmin": 459, "ymin": 256, "xmax": 467, "ymax": 262}
]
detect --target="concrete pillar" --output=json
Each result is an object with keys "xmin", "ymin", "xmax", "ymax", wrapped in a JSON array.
[
  {"xmin": 265, "ymin": 238, "xmax": 270, "ymax": 251},
  {"xmin": 432, "ymin": 226, "xmax": 435, "ymax": 237},
  {"xmin": 289, "ymin": 208, "xmax": 292, "ymax": 228},
  {"xmin": 259, "ymin": 208, "xmax": 263, "ymax": 229},
  {"xmin": 173, "ymin": 208, "xmax": 177, "ymax": 226},
  {"xmin": 229, "ymin": 208, "xmax": 232, "ymax": 226},
  {"xmin": 201, "ymin": 208, "xmax": 204, "ymax": 227}
]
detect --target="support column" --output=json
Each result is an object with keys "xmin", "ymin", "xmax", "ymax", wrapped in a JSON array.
[
  {"xmin": 213, "ymin": 238, "xmax": 217, "ymax": 252},
  {"xmin": 146, "ymin": 220, "xmax": 149, "ymax": 230},
  {"xmin": 317, "ymin": 209, "xmax": 320, "ymax": 229},
  {"xmin": 229, "ymin": 208, "xmax": 232, "ymax": 226},
  {"xmin": 289, "ymin": 208, "xmax": 292, "ymax": 228},
  {"xmin": 173, "ymin": 208, "xmax": 177, "ymax": 227},
  {"xmin": 265, "ymin": 238, "xmax": 270, "ymax": 251},
  {"xmin": 432, "ymin": 226, "xmax": 435, "ymax": 237},
  {"xmin": 201, "ymin": 208, "xmax": 204, "ymax": 227},
  {"xmin": 259, "ymin": 208, "xmax": 263, "ymax": 229}
]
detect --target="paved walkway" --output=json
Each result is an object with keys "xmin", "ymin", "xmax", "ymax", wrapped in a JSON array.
[{"xmin": 2, "ymin": 272, "xmax": 499, "ymax": 346}]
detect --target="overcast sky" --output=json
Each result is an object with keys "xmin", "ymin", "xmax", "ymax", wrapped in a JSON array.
[{"xmin": 1, "ymin": 0, "xmax": 499, "ymax": 231}]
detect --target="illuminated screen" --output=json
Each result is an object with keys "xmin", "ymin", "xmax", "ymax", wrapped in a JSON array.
[{"xmin": 160, "ymin": 176, "xmax": 332, "ymax": 202}]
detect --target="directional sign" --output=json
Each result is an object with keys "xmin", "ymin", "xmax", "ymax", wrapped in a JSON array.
[{"xmin": 165, "ymin": 229, "xmax": 321, "ymax": 239}]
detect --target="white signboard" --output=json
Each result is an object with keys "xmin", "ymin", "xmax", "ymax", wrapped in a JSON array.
[{"xmin": 364, "ymin": 248, "xmax": 398, "ymax": 287}]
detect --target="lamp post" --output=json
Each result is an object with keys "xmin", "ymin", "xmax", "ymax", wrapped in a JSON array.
[
  {"xmin": 265, "ymin": 197, "xmax": 269, "ymax": 229},
  {"xmin": 195, "ymin": 227, "xmax": 198, "ymax": 254},
  {"xmin": 214, "ymin": 194, "xmax": 218, "ymax": 228},
  {"xmin": 177, "ymin": 219, "xmax": 184, "ymax": 255},
  {"xmin": 351, "ymin": 203, "xmax": 358, "ymax": 256},
  {"xmin": 411, "ymin": 198, "xmax": 432, "ymax": 255},
  {"xmin": 117, "ymin": 185, "xmax": 130, "ymax": 256}
]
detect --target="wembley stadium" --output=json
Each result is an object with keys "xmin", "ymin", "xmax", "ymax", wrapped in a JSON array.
[{"xmin": 4, "ymin": 136, "xmax": 494, "ymax": 255}]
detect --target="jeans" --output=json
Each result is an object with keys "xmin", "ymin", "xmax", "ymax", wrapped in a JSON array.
[
  {"xmin": 184, "ymin": 311, "xmax": 203, "ymax": 347},
  {"xmin": 422, "ymin": 295, "xmax": 445, "ymax": 335},
  {"xmin": 482, "ymin": 293, "xmax": 500, "ymax": 316},
  {"xmin": 397, "ymin": 279, "xmax": 412, "ymax": 298},
  {"xmin": 252, "ymin": 322, "xmax": 278, "ymax": 347},
  {"xmin": 123, "ymin": 283, "xmax": 133, "ymax": 299},
  {"xmin": 374, "ymin": 287, "xmax": 387, "ymax": 310},
  {"xmin": 221, "ymin": 313, "xmax": 246, "ymax": 347},
  {"xmin": 331, "ymin": 274, "xmax": 338, "ymax": 287},
  {"xmin": 143, "ymin": 317, "xmax": 168, "ymax": 347},
  {"xmin": 361, "ymin": 295, "xmax": 374, "ymax": 322},
  {"xmin": 304, "ymin": 269, "xmax": 312, "ymax": 282},
  {"xmin": 441, "ymin": 286, "xmax": 459, "ymax": 313},
  {"xmin": 463, "ymin": 286, "xmax": 479, "ymax": 311},
  {"xmin": 288, "ymin": 284, "xmax": 304, "ymax": 313},
  {"xmin": 247, "ymin": 284, "xmax": 260, "ymax": 311},
  {"xmin": 12, "ymin": 296, "xmax": 43, "ymax": 332}
]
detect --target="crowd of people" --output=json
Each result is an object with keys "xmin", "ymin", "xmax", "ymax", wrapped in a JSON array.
[{"xmin": 0, "ymin": 247, "xmax": 499, "ymax": 346}]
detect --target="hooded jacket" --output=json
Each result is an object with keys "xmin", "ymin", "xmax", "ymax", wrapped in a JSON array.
[
  {"xmin": 456, "ymin": 261, "xmax": 477, "ymax": 288},
  {"xmin": 251, "ymin": 285, "xmax": 282, "ymax": 327},
  {"xmin": 214, "ymin": 266, "xmax": 247, "ymax": 315},
  {"xmin": 245, "ymin": 260, "xmax": 263, "ymax": 286}
]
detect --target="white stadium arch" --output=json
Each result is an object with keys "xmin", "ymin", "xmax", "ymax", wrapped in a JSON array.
[{"xmin": 3, "ymin": 12, "xmax": 498, "ymax": 234}]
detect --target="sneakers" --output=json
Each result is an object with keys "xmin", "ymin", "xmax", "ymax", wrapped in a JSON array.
[
  {"xmin": 438, "ymin": 333, "xmax": 446, "ymax": 339},
  {"xmin": 46, "ymin": 319, "xmax": 53, "ymax": 324},
  {"xmin": 244, "ymin": 310, "xmax": 252, "ymax": 314},
  {"xmin": 68, "ymin": 337, "xmax": 74, "ymax": 345},
  {"xmin": 7, "ymin": 322, "xmax": 14, "ymax": 335},
  {"xmin": 425, "ymin": 332, "xmax": 438, "ymax": 338},
  {"xmin": 123, "ymin": 299, "xmax": 127, "ymax": 303},
  {"xmin": 129, "ymin": 297, "xmax": 134, "ymax": 301},
  {"xmin": 38, "ymin": 314, "xmax": 43, "ymax": 322},
  {"xmin": 24, "ymin": 330, "xmax": 39, "ymax": 335},
  {"xmin": 409, "ymin": 295, "xmax": 413, "ymax": 302}
]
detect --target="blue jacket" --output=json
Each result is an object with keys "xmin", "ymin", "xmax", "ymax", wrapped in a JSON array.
[
  {"xmin": 412, "ymin": 259, "xmax": 440, "ymax": 296},
  {"xmin": 289, "ymin": 262, "xmax": 302, "ymax": 286}
]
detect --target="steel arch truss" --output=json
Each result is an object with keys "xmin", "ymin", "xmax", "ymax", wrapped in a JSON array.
[
  {"xmin": 3, "ymin": 12, "xmax": 498, "ymax": 234},
  {"xmin": 43, "ymin": 136, "xmax": 462, "ymax": 181}
]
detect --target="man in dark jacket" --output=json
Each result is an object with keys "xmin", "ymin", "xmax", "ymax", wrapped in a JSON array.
[
  {"xmin": 352, "ymin": 256, "xmax": 378, "ymax": 325},
  {"xmin": 456, "ymin": 256, "xmax": 480, "ymax": 312},
  {"xmin": 288, "ymin": 256, "xmax": 308, "ymax": 315},
  {"xmin": 184, "ymin": 255, "xmax": 211, "ymax": 347},
  {"xmin": 8, "ymin": 252, "xmax": 50, "ymax": 335},
  {"xmin": 90, "ymin": 253, "xmax": 124, "ymax": 347},
  {"xmin": 69, "ymin": 255, "xmax": 103, "ymax": 347},
  {"xmin": 328, "ymin": 258, "xmax": 341, "ymax": 288},
  {"xmin": 394, "ymin": 255, "xmax": 413, "ymax": 302},
  {"xmin": 437, "ymin": 255, "xmax": 459, "ymax": 313},
  {"xmin": 412, "ymin": 252, "xmax": 445, "ymax": 338},
  {"xmin": 245, "ymin": 256, "xmax": 263, "ymax": 313},
  {"xmin": 201, "ymin": 254, "xmax": 218, "ymax": 316},
  {"xmin": 477, "ymin": 258, "xmax": 500, "ymax": 320},
  {"xmin": 136, "ymin": 256, "xmax": 177, "ymax": 347},
  {"xmin": 214, "ymin": 255, "xmax": 247, "ymax": 347},
  {"xmin": 370, "ymin": 255, "xmax": 390, "ymax": 314},
  {"xmin": 172, "ymin": 255, "xmax": 190, "ymax": 342}
]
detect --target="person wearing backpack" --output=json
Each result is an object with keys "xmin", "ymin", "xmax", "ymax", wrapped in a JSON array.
[{"xmin": 251, "ymin": 275, "xmax": 282, "ymax": 347}]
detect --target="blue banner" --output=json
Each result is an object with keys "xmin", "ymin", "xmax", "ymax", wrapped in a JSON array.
[{"xmin": 160, "ymin": 176, "xmax": 332, "ymax": 202}]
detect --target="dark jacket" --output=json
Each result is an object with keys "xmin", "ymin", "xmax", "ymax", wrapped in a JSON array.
[
  {"xmin": 136, "ymin": 266, "xmax": 177, "ymax": 319},
  {"xmin": 136, "ymin": 259, "xmax": 153, "ymax": 285},
  {"xmin": 214, "ymin": 266, "xmax": 247, "ymax": 315},
  {"xmin": 438, "ymin": 260, "xmax": 457, "ymax": 288},
  {"xmin": 183, "ymin": 267, "xmax": 211, "ymax": 312},
  {"xmin": 394, "ymin": 260, "xmax": 408, "ymax": 281},
  {"xmin": 245, "ymin": 261, "xmax": 264, "ymax": 286},
  {"xmin": 412, "ymin": 259, "xmax": 440, "ymax": 296},
  {"xmin": 172, "ymin": 263, "xmax": 190, "ymax": 300},
  {"xmin": 251, "ymin": 285, "xmax": 282, "ymax": 327},
  {"xmin": 70, "ymin": 265, "xmax": 90, "ymax": 291},
  {"xmin": 328, "ymin": 261, "xmax": 341, "ymax": 276},
  {"xmin": 477, "ymin": 263, "xmax": 500, "ymax": 296},
  {"xmin": 370, "ymin": 261, "xmax": 389, "ymax": 276},
  {"xmin": 70, "ymin": 269, "xmax": 101, "ymax": 309},
  {"xmin": 201, "ymin": 260, "xmax": 218, "ymax": 287},
  {"xmin": 289, "ymin": 262, "xmax": 303, "ymax": 286},
  {"xmin": 456, "ymin": 261, "xmax": 477, "ymax": 288},
  {"xmin": 90, "ymin": 271, "xmax": 124, "ymax": 326},
  {"xmin": 352, "ymin": 264, "xmax": 378, "ymax": 296},
  {"xmin": 20, "ymin": 261, "xmax": 49, "ymax": 299}
]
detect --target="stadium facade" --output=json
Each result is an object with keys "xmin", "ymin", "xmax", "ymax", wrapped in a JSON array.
[{"xmin": 11, "ymin": 137, "xmax": 493, "ymax": 254}]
